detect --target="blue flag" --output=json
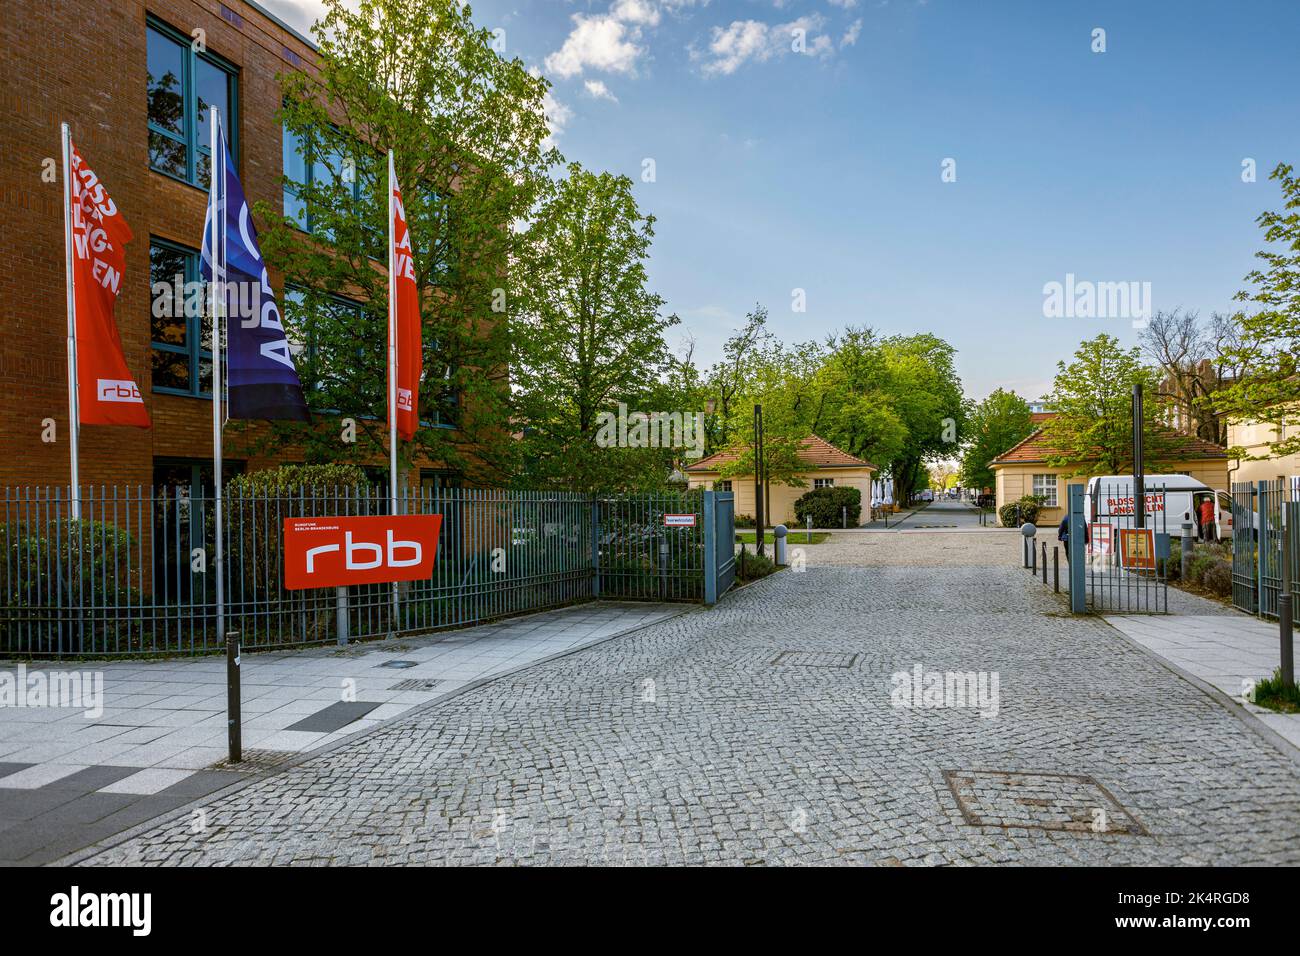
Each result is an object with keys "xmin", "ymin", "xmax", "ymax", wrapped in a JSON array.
[{"xmin": 202, "ymin": 122, "xmax": 310, "ymax": 422}]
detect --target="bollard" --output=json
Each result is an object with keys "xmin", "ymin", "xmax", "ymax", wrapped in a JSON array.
[
  {"xmin": 1180, "ymin": 519, "xmax": 1194, "ymax": 582},
  {"xmin": 807, "ymin": 514, "xmax": 813, "ymax": 544},
  {"xmin": 1041, "ymin": 541, "xmax": 1047, "ymax": 584},
  {"xmin": 1023, "ymin": 537, "xmax": 1029, "ymax": 568},
  {"xmin": 774, "ymin": 524, "xmax": 788, "ymax": 566},
  {"xmin": 226, "ymin": 631, "xmax": 241, "ymax": 763},
  {"xmin": 1053, "ymin": 546, "xmax": 1060, "ymax": 592},
  {"xmin": 842, "ymin": 505, "xmax": 847, "ymax": 529}
]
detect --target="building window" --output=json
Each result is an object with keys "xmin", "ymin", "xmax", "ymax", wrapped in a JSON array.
[
  {"xmin": 150, "ymin": 239, "xmax": 212, "ymax": 397},
  {"xmin": 814, "ymin": 478, "xmax": 835, "ymax": 489},
  {"xmin": 1031, "ymin": 473, "xmax": 1059, "ymax": 507},
  {"xmin": 147, "ymin": 18, "xmax": 237, "ymax": 187},
  {"xmin": 714, "ymin": 480, "xmax": 732, "ymax": 492},
  {"xmin": 282, "ymin": 125, "xmax": 376, "ymax": 247}
]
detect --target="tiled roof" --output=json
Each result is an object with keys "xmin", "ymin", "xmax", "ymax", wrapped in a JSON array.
[
  {"xmin": 1030, "ymin": 411, "xmax": 1057, "ymax": 425},
  {"xmin": 685, "ymin": 434, "xmax": 875, "ymax": 473},
  {"xmin": 992, "ymin": 424, "xmax": 1228, "ymax": 465}
]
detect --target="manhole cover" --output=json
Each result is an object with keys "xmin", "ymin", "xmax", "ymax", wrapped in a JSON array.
[
  {"xmin": 209, "ymin": 750, "xmax": 298, "ymax": 773},
  {"xmin": 388, "ymin": 678, "xmax": 444, "ymax": 692},
  {"xmin": 771, "ymin": 651, "xmax": 859, "ymax": 668},
  {"xmin": 943, "ymin": 769, "xmax": 1147, "ymax": 836},
  {"xmin": 377, "ymin": 659, "xmax": 419, "ymax": 669}
]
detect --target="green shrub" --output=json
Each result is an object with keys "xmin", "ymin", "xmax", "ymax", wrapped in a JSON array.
[
  {"xmin": 1251, "ymin": 668, "xmax": 1300, "ymax": 713},
  {"xmin": 227, "ymin": 462, "xmax": 368, "ymax": 495},
  {"xmin": 736, "ymin": 547, "xmax": 776, "ymax": 581},
  {"xmin": 999, "ymin": 495, "xmax": 1047, "ymax": 528},
  {"xmin": 794, "ymin": 486, "xmax": 862, "ymax": 528},
  {"xmin": 735, "ymin": 513, "xmax": 756, "ymax": 528}
]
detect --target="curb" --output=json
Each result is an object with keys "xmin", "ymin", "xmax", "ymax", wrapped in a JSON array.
[{"xmin": 52, "ymin": 602, "xmax": 696, "ymax": 866}]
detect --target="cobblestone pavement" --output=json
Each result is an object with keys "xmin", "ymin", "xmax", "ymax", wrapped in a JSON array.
[{"xmin": 78, "ymin": 559, "xmax": 1300, "ymax": 866}]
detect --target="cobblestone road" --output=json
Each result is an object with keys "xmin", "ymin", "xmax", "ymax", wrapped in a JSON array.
[{"xmin": 80, "ymin": 558, "xmax": 1300, "ymax": 866}]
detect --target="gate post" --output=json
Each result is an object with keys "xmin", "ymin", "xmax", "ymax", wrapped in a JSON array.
[
  {"xmin": 1258, "ymin": 481, "xmax": 1269, "ymax": 618},
  {"xmin": 703, "ymin": 491, "xmax": 718, "ymax": 605},
  {"xmin": 1069, "ymin": 484, "xmax": 1086, "ymax": 613},
  {"xmin": 590, "ymin": 496, "xmax": 601, "ymax": 599}
]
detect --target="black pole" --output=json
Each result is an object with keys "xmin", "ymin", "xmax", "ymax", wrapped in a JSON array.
[
  {"xmin": 1053, "ymin": 546, "xmax": 1060, "ymax": 592},
  {"xmin": 226, "ymin": 631, "xmax": 241, "ymax": 763},
  {"xmin": 1133, "ymin": 382, "xmax": 1146, "ymax": 530}
]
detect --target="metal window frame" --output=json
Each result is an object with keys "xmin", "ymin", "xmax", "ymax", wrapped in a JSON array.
[{"xmin": 149, "ymin": 237, "xmax": 213, "ymax": 399}]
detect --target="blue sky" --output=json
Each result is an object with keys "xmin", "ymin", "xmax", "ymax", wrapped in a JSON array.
[{"xmin": 264, "ymin": 0, "xmax": 1300, "ymax": 402}]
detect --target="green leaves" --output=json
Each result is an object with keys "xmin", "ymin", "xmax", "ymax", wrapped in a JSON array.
[{"xmin": 960, "ymin": 388, "xmax": 1033, "ymax": 490}]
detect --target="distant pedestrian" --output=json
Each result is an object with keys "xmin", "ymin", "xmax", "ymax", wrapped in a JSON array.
[
  {"xmin": 1058, "ymin": 514, "xmax": 1088, "ymax": 560},
  {"xmin": 1199, "ymin": 496, "xmax": 1216, "ymax": 542}
]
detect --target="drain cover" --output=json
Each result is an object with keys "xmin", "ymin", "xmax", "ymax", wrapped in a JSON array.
[
  {"xmin": 209, "ymin": 749, "xmax": 298, "ymax": 773},
  {"xmin": 772, "ymin": 651, "xmax": 859, "ymax": 668},
  {"xmin": 943, "ymin": 769, "xmax": 1147, "ymax": 836},
  {"xmin": 377, "ymin": 659, "xmax": 419, "ymax": 669},
  {"xmin": 388, "ymin": 678, "xmax": 444, "ymax": 692}
]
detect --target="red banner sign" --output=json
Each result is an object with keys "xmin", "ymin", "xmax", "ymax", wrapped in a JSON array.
[
  {"xmin": 69, "ymin": 140, "xmax": 150, "ymax": 428},
  {"xmin": 389, "ymin": 176, "xmax": 421, "ymax": 441},
  {"xmin": 283, "ymin": 515, "xmax": 442, "ymax": 590}
]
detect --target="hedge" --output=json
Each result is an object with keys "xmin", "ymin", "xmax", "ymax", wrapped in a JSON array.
[{"xmin": 794, "ymin": 486, "xmax": 862, "ymax": 528}]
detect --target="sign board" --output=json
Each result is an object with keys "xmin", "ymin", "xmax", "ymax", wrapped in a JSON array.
[
  {"xmin": 1089, "ymin": 523, "xmax": 1115, "ymax": 556},
  {"xmin": 283, "ymin": 515, "xmax": 442, "ymax": 590},
  {"xmin": 663, "ymin": 513, "xmax": 696, "ymax": 528},
  {"xmin": 1118, "ymin": 527, "xmax": 1156, "ymax": 571}
]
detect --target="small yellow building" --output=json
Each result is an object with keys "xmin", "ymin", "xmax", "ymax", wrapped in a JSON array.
[
  {"xmin": 991, "ymin": 414, "xmax": 1230, "ymax": 526},
  {"xmin": 684, "ymin": 435, "xmax": 876, "ymax": 526},
  {"xmin": 1227, "ymin": 418, "xmax": 1300, "ymax": 485}
]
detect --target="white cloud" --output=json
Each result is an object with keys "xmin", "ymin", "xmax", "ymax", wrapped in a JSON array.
[
  {"xmin": 841, "ymin": 17, "xmax": 862, "ymax": 47},
  {"xmin": 697, "ymin": 14, "xmax": 833, "ymax": 76},
  {"xmin": 612, "ymin": 0, "xmax": 661, "ymax": 26},
  {"xmin": 828, "ymin": 0, "xmax": 859, "ymax": 8},
  {"xmin": 545, "ymin": 13, "xmax": 643, "ymax": 79},
  {"xmin": 584, "ymin": 79, "xmax": 620, "ymax": 103}
]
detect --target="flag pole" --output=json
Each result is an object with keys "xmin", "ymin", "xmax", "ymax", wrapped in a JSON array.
[
  {"xmin": 60, "ymin": 123, "xmax": 81, "ymax": 520},
  {"xmin": 387, "ymin": 149, "xmax": 400, "ymax": 635},
  {"xmin": 210, "ymin": 107, "xmax": 239, "ymax": 763}
]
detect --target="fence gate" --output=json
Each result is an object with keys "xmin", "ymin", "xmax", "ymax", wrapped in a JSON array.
[
  {"xmin": 1083, "ymin": 481, "xmax": 1169, "ymax": 613},
  {"xmin": 705, "ymin": 491, "xmax": 736, "ymax": 603},
  {"xmin": 1231, "ymin": 482, "xmax": 1259, "ymax": 615}
]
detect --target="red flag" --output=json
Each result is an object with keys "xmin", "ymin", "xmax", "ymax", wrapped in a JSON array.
[
  {"xmin": 68, "ymin": 141, "xmax": 149, "ymax": 428},
  {"xmin": 389, "ymin": 178, "xmax": 421, "ymax": 441}
]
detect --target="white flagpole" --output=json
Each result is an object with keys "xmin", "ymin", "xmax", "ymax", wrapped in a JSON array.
[
  {"xmin": 387, "ymin": 149, "xmax": 400, "ymax": 634},
  {"xmin": 60, "ymin": 123, "xmax": 81, "ymax": 520}
]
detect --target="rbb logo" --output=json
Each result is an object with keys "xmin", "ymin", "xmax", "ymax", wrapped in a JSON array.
[
  {"xmin": 283, "ymin": 515, "xmax": 442, "ymax": 589},
  {"xmin": 97, "ymin": 379, "xmax": 144, "ymax": 403}
]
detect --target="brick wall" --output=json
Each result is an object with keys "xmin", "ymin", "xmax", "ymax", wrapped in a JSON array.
[{"xmin": 0, "ymin": 0, "xmax": 322, "ymax": 489}]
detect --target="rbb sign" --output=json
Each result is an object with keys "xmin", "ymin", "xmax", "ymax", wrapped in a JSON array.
[{"xmin": 283, "ymin": 515, "xmax": 442, "ymax": 589}]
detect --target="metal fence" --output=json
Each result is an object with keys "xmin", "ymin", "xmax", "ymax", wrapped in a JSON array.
[
  {"xmin": 1233, "ymin": 478, "xmax": 1300, "ymax": 623},
  {"xmin": 1083, "ymin": 481, "xmax": 1169, "ymax": 613},
  {"xmin": 1, "ymin": 485, "xmax": 735, "ymax": 659},
  {"xmin": 1231, "ymin": 482, "xmax": 1259, "ymax": 614}
]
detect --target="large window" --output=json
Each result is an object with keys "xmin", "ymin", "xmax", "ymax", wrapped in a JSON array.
[
  {"xmin": 282, "ymin": 126, "xmax": 373, "ymax": 244},
  {"xmin": 147, "ymin": 18, "xmax": 238, "ymax": 187},
  {"xmin": 814, "ymin": 478, "xmax": 835, "ymax": 489},
  {"xmin": 1031, "ymin": 473, "xmax": 1059, "ymax": 508},
  {"xmin": 149, "ymin": 239, "xmax": 212, "ymax": 397}
]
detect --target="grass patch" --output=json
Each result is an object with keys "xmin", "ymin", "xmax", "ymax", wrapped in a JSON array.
[
  {"xmin": 735, "ymin": 531, "xmax": 830, "ymax": 545},
  {"xmin": 1251, "ymin": 668, "xmax": 1300, "ymax": 713}
]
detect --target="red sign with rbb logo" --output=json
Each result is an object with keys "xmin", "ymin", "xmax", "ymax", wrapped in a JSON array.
[{"xmin": 283, "ymin": 515, "xmax": 442, "ymax": 590}]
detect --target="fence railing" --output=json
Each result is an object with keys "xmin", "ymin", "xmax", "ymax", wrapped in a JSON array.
[
  {"xmin": 1083, "ymin": 482, "xmax": 1169, "ymax": 613},
  {"xmin": 1, "ymin": 485, "xmax": 734, "ymax": 659},
  {"xmin": 1233, "ymin": 478, "xmax": 1300, "ymax": 623}
]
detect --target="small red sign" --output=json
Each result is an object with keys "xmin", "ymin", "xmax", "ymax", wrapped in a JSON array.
[
  {"xmin": 1119, "ymin": 528, "xmax": 1156, "ymax": 570},
  {"xmin": 283, "ymin": 515, "xmax": 442, "ymax": 590},
  {"xmin": 664, "ymin": 513, "xmax": 696, "ymax": 528}
]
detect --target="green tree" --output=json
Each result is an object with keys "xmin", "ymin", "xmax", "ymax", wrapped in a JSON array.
[
  {"xmin": 1213, "ymin": 163, "xmax": 1300, "ymax": 458},
  {"xmin": 510, "ymin": 164, "xmax": 680, "ymax": 491},
  {"xmin": 960, "ymin": 388, "xmax": 1033, "ymax": 490},
  {"xmin": 250, "ymin": 0, "xmax": 557, "ymax": 484},
  {"xmin": 1042, "ymin": 334, "xmax": 1175, "ymax": 474}
]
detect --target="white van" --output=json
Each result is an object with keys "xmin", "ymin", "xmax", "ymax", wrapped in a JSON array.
[{"xmin": 1083, "ymin": 474, "xmax": 1235, "ymax": 542}]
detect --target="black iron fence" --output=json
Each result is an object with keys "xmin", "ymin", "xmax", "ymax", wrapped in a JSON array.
[
  {"xmin": 1233, "ymin": 478, "xmax": 1300, "ymax": 622},
  {"xmin": 1, "ymin": 485, "xmax": 735, "ymax": 659}
]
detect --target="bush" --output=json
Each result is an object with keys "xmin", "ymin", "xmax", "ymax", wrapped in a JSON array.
[
  {"xmin": 1168, "ymin": 541, "xmax": 1232, "ymax": 598},
  {"xmin": 794, "ymin": 486, "xmax": 862, "ymax": 528},
  {"xmin": 736, "ymin": 547, "xmax": 776, "ymax": 581},
  {"xmin": 227, "ymin": 462, "xmax": 369, "ymax": 496},
  {"xmin": 999, "ymin": 495, "xmax": 1047, "ymax": 528}
]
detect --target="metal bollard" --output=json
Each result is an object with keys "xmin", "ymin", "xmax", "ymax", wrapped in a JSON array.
[
  {"xmin": 226, "ymin": 631, "xmax": 241, "ymax": 764},
  {"xmin": 774, "ymin": 524, "xmax": 788, "ymax": 566},
  {"xmin": 1053, "ymin": 546, "xmax": 1059, "ymax": 593},
  {"xmin": 1041, "ymin": 541, "xmax": 1047, "ymax": 584},
  {"xmin": 336, "ymin": 585, "xmax": 350, "ymax": 646},
  {"xmin": 1180, "ymin": 519, "xmax": 1194, "ymax": 581}
]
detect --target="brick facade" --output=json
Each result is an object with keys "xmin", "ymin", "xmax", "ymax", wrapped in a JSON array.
[{"xmin": 0, "ymin": 0, "xmax": 439, "ymax": 489}]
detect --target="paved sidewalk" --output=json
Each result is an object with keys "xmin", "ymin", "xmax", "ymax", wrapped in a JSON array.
[
  {"xmin": 0, "ymin": 601, "xmax": 682, "ymax": 865},
  {"xmin": 1106, "ymin": 612, "xmax": 1300, "ymax": 751}
]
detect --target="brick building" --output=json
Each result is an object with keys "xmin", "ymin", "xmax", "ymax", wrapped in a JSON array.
[{"xmin": 0, "ymin": 0, "xmax": 463, "ymax": 495}]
